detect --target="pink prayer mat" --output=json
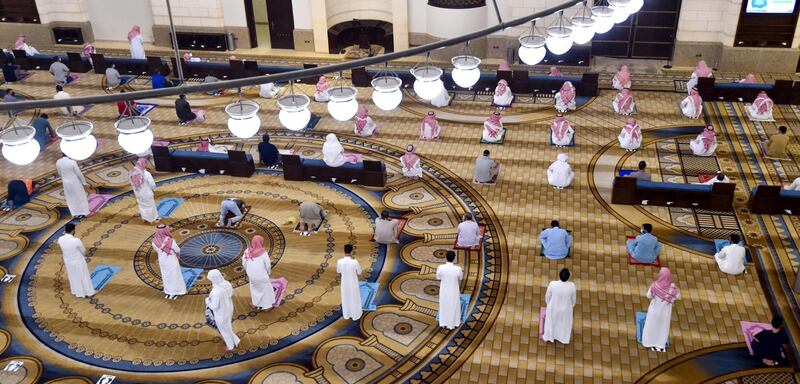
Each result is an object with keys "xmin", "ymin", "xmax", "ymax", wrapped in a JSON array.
[
  {"xmin": 87, "ymin": 194, "xmax": 112, "ymax": 215},
  {"xmin": 697, "ymin": 173, "xmax": 715, "ymax": 184},
  {"xmin": 344, "ymin": 153, "xmax": 363, "ymax": 164},
  {"xmin": 539, "ymin": 307, "xmax": 546, "ymax": 339},
  {"xmin": 152, "ymin": 140, "xmax": 170, "ymax": 147},
  {"xmin": 270, "ymin": 277, "xmax": 288, "ymax": 308},
  {"xmin": 454, "ymin": 223, "xmax": 487, "ymax": 251},
  {"xmin": 741, "ymin": 321, "xmax": 772, "ymax": 355},
  {"xmin": 626, "ymin": 235, "xmax": 661, "ymax": 267}
]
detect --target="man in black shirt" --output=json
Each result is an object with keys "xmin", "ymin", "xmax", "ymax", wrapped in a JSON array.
[
  {"xmin": 175, "ymin": 94, "xmax": 196, "ymax": 125},
  {"xmin": 752, "ymin": 315, "xmax": 789, "ymax": 366},
  {"xmin": 258, "ymin": 134, "xmax": 279, "ymax": 167}
]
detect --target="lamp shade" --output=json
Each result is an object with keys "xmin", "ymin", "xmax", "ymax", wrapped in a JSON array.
[
  {"xmin": 629, "ymin": 0, "xmax": 644, "ymax": 13},
  {"xmin": 371, "ymin": 76, "xmax": 403, "ymax": 111},
  {"xmin": 546, "ymin": 26, "xmax": 574, "ymax": 55},
  {"xmin": 327, "ymin": 86, "xmax": 359, "ymax": 121},
  {"xmin": 56, "ymin": 120, "xmax": 97, "ymax": 161},
  {"xmin": 592, "ymin": 6, "xmax": 615, "ymax": 34},
  {"xmin": 277, "ymin": 94, "xmax": 311, "ymax": 131},
  {"xmin": 411, "ymin": 66, "xmax": 444, "ymax": 100},
  {"xmin": 225, "ymin": 100, "xmax": 261, "ymax": 139},
  {"xmin": 451, "ymin": 55, "xmax": 481, "ymax": 88},
  {"xmin": 609, "ymin": 0, "xmax": 633, "ymax": 23},
  {"xmin": 570, "ymin": 16, "xmax": 596, "ymax": 45},
  {"xmin": 0, "ymin": 126, "xmax": 40, "ymax": 165},
  {"xmin": 115, "ymin": 116, "xmax": 154, "ymax": 155},
  {"xmin": 518, "ymin": 34, "xmax": 547, "ymax": 65}
]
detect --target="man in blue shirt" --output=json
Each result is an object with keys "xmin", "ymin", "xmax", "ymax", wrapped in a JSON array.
[
  {"xmin": 257, "ymin": 134, "xmax": 279, "ymax": 167},
  {"xmin": 540, "ymin": 220, "xmax": 572, "ymax": 259},
  {"xmin": 32, "ymin": 113, "xmax": 55, "ymax": 149},
  {"xmin": 151, "ymin": 69, "xmax": 167, "ymax": 89},
  {"xmin": 627, "ymin": 223, "xmax": 663, "ymax": 263}
]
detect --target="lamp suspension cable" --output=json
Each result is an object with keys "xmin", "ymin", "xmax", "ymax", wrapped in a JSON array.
[{"xmin": 0, "ymin": 0, "xmax": 584, "ymax": 112}]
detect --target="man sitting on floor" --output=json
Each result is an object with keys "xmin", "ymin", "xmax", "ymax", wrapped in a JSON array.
[
  {"xmin": 258, "ymin": 134, "xmax": 279, "ymax": 167},
  {"xmin": 752, "ymin": 315, "xmax": 789, "ymax": 367},
  {"xmin": 540, "ymin": 220, "xmax": 572, "ymax": 260},
  {"xmin": 456, "ymin": 213, "xmax": 481, "ymax": 248},
  {"xmin": 474, "ymin": 150, "xmax": 500, "ymax": 184},
  {"xmin": 216, "ymin": 198, "xmax": 244, "ymax": 228},
  {"xmin": 299, "ymin": 201, "xmax": 325, "ymax": 237},
  {"xmin": 765, "ymin": 126, "xmax": 790, "ymax": 159},
  {"xmin": 714, "ymin": 233, "xmax": 746, "ymax": 275},
  {"xmin": 627, "ymin": 223, "xmax": 662, "ymax": 264}
]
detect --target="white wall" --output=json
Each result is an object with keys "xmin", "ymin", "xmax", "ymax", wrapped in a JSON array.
[
  {"xmin": 150, "ymin": 0, "xmax": 224, "ymax": 27},
  {"xmin": 407, "ymin": 0, "xmax": 426, "ymax": 33},
  {"xmin": 676, "ymin": 0, "xmax": 741, "ymax": 44},
  {"xmin": 223, "ymin": 0, "xmax": 248, "ymax": 27},
  {"xmin": 86, "ymin": 0, "xmax": 154, "ymax": 42},
  {"xmin": 293, "ymin": 0, "xmax": 313, "ymax": 29},
  {"xmin": 426, "ymin": 5, "xmax": 487, "ymax": 39},
  {"xmin": 35, "ymin": 0, "xmax": 89, "ymax": 23},
  {"xmin": 326, "ymin": 0, "xmax": 393, "ymax": 27}
]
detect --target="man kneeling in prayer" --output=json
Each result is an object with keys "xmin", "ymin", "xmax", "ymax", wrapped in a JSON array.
[
  {"xmin": 299, "ymin": 201, "xmax": 326, "ymax": 237},
  {"xmin": 216, "ymin": 198, "xmax": 245, "ymax": 228}
]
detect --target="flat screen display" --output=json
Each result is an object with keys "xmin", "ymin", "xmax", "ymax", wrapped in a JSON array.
[{"xmin": 746, "ymin": 0, "xmax": 797, "ymax": 13}]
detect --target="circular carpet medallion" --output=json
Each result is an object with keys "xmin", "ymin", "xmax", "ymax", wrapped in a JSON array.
[{"xmin": 0, "ymin": 133, "xmax": 508, "ymax": 384}]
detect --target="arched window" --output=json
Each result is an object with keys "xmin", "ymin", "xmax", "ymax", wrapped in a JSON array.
[{"xmin": 427, "ymin": 0, "xmax": 486, "ymax": 9}]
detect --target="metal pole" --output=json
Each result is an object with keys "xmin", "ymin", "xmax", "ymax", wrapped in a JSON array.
[
  {"xmin": 0, "ymin": 0, "xmax": 582, "ymax": 112},
  {"xmin": 166, "ymin": 0, "xmax": 184, "ymax": 83},
  {"xmin": 491, "ymin": 0, "xmax": 503, "ymax": 24}
]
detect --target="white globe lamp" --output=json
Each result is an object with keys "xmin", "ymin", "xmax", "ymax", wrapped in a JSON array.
[
  {"xmin": 56, "ymin": 120, "xmax": 97, "ymax": 161},
  {"xmin": 115, "ymin": 116, "xmax": 154, "ymax": 155},
  {"xmin": 278, "ymin": 94, "xmax": 311, "ymax": 131},
  {"xmin": 225, "ymin": 100, "xmax": 261, "ymax": 139},
  {"xmin": 371, "ymin": 76, "xmax": 403, "ymax": 111},
  {"xmin": 629, "ymin": 0, "xmax": 644, "ymax": 13},
  {"xmin": 0, "ymin": 126, "xmax": 40, "ymax": 165},
  {"xmin": 411, "ymin": 66, "xmax": 444, "ymax": 100},
  {"xmin": 592, "ymin": 6, "xmax": 616, "ymax": 34},
  {"xmin": 610, "ymin": 0, "xmax": 633, "ymax": 23},
  {"xmin": 570, "ymin": 15, "xmax": 596, "ymax": 45},
  {"xmin": 451, "ymin": 55, "xmax": 481, "ymax": 88},
  {"xmin": 327, "ymin": 86, "xmax": 358, "ymax": 121},
  {"xmin": 518, "ymin": 34, "xmax": 547, "ymax": 65},
  {"xmin": 546, "ymin": 25, "xmax": 574, "ymax": 55}
]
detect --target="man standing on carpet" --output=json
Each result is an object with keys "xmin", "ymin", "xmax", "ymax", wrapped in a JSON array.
[
  {"xmin": 128, "ymin": 157, "xmax": 159, "ymax": 223},
  {"xmin": 641, "ymin": 267, "xmax": 680, "ymax": 352},
  {"xmin": 152, "ymin": 225, "xmax": 187, "ymax": 300},
  {"xmin": 56, "ymin": 154, "xmax": 90, "ymax": 219},
  {"xmin": 337, "ymin": 244, "xmax": 363, "ymax": 321},
  {"xmin": 206, "ymin": 269, "xmax": 240, "ymax": 351},
  {"xmin": 57, "ymin": 223, "xmax": 95, "ymax": 298},
  {"xmin": 543, "ymin": 268, "xmax": 576, "ymax": 344},
  {"xmin": 437, "ymin": 251, "xmax": 463, "ymax": 330},
  {"xmin": 242, "ymin": 235, "xmax": 275, "ymax": 310}
]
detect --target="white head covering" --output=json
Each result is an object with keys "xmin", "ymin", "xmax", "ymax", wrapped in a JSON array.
[
  {"xmin": 207, "ymin": 269, "xmax": 233, "ymax": 296},
  {"xmin": 322, "ymin": 133, "xmax": 346, "ymax": 167}
]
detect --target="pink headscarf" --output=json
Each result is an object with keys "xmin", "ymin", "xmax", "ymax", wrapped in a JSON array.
[
  {"xmin": 700, "ymin": 125, "xmax": 716, "ymax": 151},
  {"xmin": 486, "ymin": 112, "xmax": 501, "ymax": 126},
  {"xmin": 498, "ymin": 59, "xmax": 511, "ymax": 71},
  {"xmin": 694, "ymin": 60, "xmax": 711, "ymax": 78},
  {"xmin": 616, "ymin": 88, "xmax": 634, "ymax": 112},
  {"xmin": 495, "ymin": 80, "xmax": 508, "ymax": 96},
  {"xmin": 14, "ymin": 35, "xmax": 26, "ymax": 50},
  {"xmin": 559, "ymin": 81, "xmax": 576, "ymax": 104},
  {"xmin": 616, "ymin": 65, "xmax": 630, "ymax": 87},
  {"xmin": 741, "ymin": 74, "xmax": 756, "ymax": 84},
  {"xmin": 624, "ymin": 117, "xmax": 640, "ymax": 141},
  {"xmin": 689, "ymin": 88, "xmax": 703, "ymax": 115},
  {"xmin": 197, "ymin": 138, "xmax": 210, "ymax": 152},
  {"xmin": 82, "ymin": 43, "xmax": 94, "ymax": 58},
  {"xmin": 316, "ymin": 76, "xmax": 329, "ymax": 93},
  {"xmin": 423, "ymin": 111, "xmax": 437, "ymax": 128},
  {"xmin": 549, "ymin": 66, "xmax": 562, "ymax": 77},
  {"xmin": 355, "ymin": 105, "xmax": 369, "ymax": 133},
  {"xmin": 401, "ymin": 144, "xmax": 419, "ymax": 169},
  {"xmin": 229, "ymin": 55, "xmax": 238, "ymax": 60},
  {"xmin": 153, "ymin": 225, "xmax": 174, "ymax": 254},
  {"xmin": 552, "ymin": 114, "xmax": 569, "ymax": 141},
  {"xmin": 182, "ymin": 52, "xmax": 191, "ymax": 62},
  {"xmin": 129, "ymin": 157, "xmax": 149, "ymax": 191},
  {"xmin": 246, "ymin": 235, "xmax": 266, "ymax": 260},
  {"xmin": 650, "ymin": 267, "xmax": 680, "ymax": 303},
  {"xmin": 755, "ymin": 91, "xmax": 772, "ymax": 114},
  {"xmin": 128, "ymin": 25, "xmax": 141, "ymax": 42}
]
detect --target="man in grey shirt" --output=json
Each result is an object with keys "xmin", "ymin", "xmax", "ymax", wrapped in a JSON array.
[
  {"xmin": 49, "ymin": 57, "xmax": 72, "ymax": 86},
  {"xmin": 105, "ymin": 64, "xmax": 122, "ymax": 89},
  {"xmin": 299, "ymin": 201, "xmax": 326, "ymax": 236},
  {"xmin": 627, "ymin": 160, "xmax": 651, "ymax": 181},
  {"xmin": 474, "ymin": 150, "xmax": 500, "ymax": 183}
]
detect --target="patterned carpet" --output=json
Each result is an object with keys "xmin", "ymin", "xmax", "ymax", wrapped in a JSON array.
[{"xmin": 0, "ymin": 68, "xmax": 798, "ymax": 383}]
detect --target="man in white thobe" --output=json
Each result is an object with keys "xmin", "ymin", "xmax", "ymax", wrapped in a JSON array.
[
  {"xmin": 437, "ymin": 251, "xmax": 463, "ymax": 329},
  {"xmin": 337, "ymin": 244, "xmax": 363, "ymax": 320},
  {"xmin": 56, "ymin": 155, "xmax": 90, "ymax": 218},
  {"xmin": 456, "ymin": 213, "xmax": 481, "ymax": 248},
  {"xmin": 57, "ymin": 223, "xmax": 96, "ymax": 298},
  {"xmin": 543, "ymin": 268, "xmax": 576, "ymax": 344},
  {"xmin": 714, "ymin": 234, "xmax": 746, "ymax": 275}
]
